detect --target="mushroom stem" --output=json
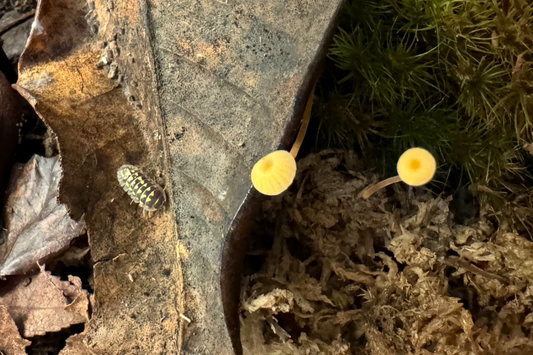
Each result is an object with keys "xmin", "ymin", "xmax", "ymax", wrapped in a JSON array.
[
  {"xmin": 290, "ymin": 83, "xmax": 316, "ymax": 159},
  {"xmin": 362, "ymin": 175, "xmax": 402, "ymax": 199}
]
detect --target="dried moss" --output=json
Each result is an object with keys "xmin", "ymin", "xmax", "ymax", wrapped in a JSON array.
[{"xmin": 241, "ymin": 151, "xmax": 533, "ymax": 355}]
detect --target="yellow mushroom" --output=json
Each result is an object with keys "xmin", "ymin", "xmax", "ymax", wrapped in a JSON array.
[
  {"xmin": 362, "ymin": 147, "xmax": 436, "ymax": 199},
  {"xmin": 251, "ymin": 150, "xmax": 297, "ymax": 196},
  {"xmin": 251, "ymin": 83, "xmax": 316, "ymax": 196},
  {"xmin": 396, "ymin": 147, "xmax": 436, "ymax": 186}
]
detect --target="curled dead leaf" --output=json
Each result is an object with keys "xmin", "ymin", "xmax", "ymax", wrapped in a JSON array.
[
  {"xmin": 0, "ymin": 155, "xmax": 86, "ymax": 276},
  {"xmin": 0, "ymin": 265, "xmax": 89, "ymax": 337},
  {"xmin": 58, "ymin": 331, "xmax": 90, "ymax": 355}
]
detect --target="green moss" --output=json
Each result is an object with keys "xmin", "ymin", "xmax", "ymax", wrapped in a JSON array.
[{"xmin": 316, "ymin": 0, "xmax": 533, "ymax": 233}]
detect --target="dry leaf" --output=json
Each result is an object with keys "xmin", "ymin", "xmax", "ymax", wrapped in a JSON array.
[
  {"xmin": 0, "ymin": 304, "xmax": 31, "ymax": 355},
  {"xmin": 0, "ymin": 265, "xmax": 89, "ymax": 337},
  {"xmin": 0, "ymin": 155, "xmax": 85, "ymax": 276},
  {"xmin": 58, "ymin": 331, "xmax": 91, "ymax": 355}
]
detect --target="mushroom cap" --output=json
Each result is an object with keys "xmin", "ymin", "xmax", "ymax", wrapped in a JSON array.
[
  {"xmin": 251, "ymin": 150, "xmax": 297, "ymax": 196},
  {"xmin": 397, "ymin": 147, "xmax": 436, "ymax": 186}
]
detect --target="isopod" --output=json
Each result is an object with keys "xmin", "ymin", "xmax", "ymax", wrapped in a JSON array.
[{"xmin": 117, "ymin": 164, "xmax": 166, "ymax": 216}]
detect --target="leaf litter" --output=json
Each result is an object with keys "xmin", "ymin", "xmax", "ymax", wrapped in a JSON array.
[
  {"xmin": 241, "ymin": 151, "xmax": 533, "ymax": 355},
  {"xmin": 0, "ymin": 153, "xmax": 90, "ymax": 353},
  {"xmin": 0, "ymin": 264, "xmax": 89, "ymax": 338},
  {"xmin": 0, "ymin": 154, "xmax": 86, "ymax": 276}
]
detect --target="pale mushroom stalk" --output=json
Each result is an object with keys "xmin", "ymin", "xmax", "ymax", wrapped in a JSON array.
[
  {"xmin": 290, "ymin": 84, "xmax": 315, "ymax": 159},
  {"xmin": 362, "ymin": 147, "xmax": 436, "ymax": 200},
  {"xmin": 361, "ymin": 175, "xmax": 402, "ymax": 199}
]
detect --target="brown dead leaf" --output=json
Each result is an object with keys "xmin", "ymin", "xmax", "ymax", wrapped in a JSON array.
[
  {"xmin": 0, "ymin": 304, "xmax": 31, "ymax": 355},
  {"xmin": 58, "ymin": 331, "xmax": 91, "ymax": 355},
  {"xmin": 0, "ymin": 155, "xmax": 85, "ymax": 276},
  {"xmin": 0, "ymin": 265, "xmax": 89, "ymax": 337}
]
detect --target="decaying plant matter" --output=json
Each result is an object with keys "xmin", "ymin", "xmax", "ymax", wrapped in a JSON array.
[{"xmin": 241, "ymin": 151, "xmax": 533, "ymax": 355}]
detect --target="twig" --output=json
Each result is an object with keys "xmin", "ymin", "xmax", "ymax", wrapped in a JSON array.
[
  {"xmin": 0, "ymin": 10, "xmax": 36, "ymax": 37},
  {"xmin": 443, "ymin": 256, "xmax": 510, "ymax": 284},
  {"xmin": 179, "ymin": 313, "xmax": 192, "ymax": 323}
]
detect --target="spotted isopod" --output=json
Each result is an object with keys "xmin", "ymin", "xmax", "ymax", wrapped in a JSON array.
[{"xmin": 117, "ymin": 164, "xmax": 166, "ymax": 216}]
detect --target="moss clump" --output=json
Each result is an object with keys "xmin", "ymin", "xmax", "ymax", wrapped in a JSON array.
[{"xmin": 316, "ymin": 0, "xmax": 533, "ymax": 232}]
